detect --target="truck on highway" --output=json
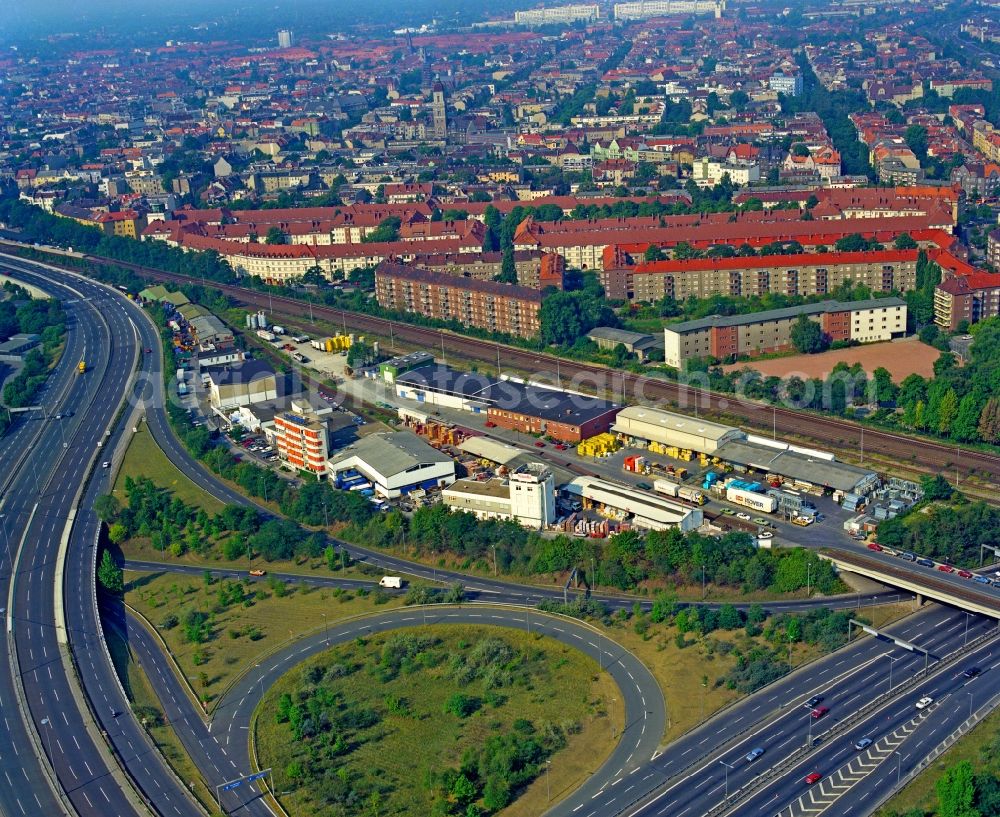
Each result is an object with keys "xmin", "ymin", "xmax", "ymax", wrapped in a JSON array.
[
  {"xmin": 77, "ymin": 360, "xmax": 86, "ymax": 374},
  {"xmin": 653, "ymin": 479, "xmax": 706, "ymax": 505},
  {"xmin": 726, "ymin": 487, "xmax": 778, "ymax": 513},
  {"xmin": 379, "ymin": 576, "xmax": 403, "ymax": 589}
]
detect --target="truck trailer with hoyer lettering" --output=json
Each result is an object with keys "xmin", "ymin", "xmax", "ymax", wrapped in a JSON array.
[{"xmin": 726, "ymin": 487, "xmax": 778, "ymax": 513}]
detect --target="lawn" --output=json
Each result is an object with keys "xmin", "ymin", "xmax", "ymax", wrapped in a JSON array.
[
  {"xmin": 105, "ymin": 624, "xmax": 218, "ymax": 813},
  {"xmin": 255, "ymin": 625, "xmax": 614, "ymax": 817},
  {"xmin": 112, "ymin": 421, "xmax": 224, "ymax": 515},
  {"xmin": 124, "ymin": 569, "xmax": 405, "ymax": 710}
]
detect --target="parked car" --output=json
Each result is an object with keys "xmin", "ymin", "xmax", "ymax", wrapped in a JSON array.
[
  {"xmin": 554, "ymin": 444, "xmax": 567, "ymax": 451},
  {"xmin": 752, "ymin": 517, "xmax": 768, "ymax": 526},
  {"xmin": 916, "ymin": 696, "xmax": 934, "ymax": 709},
  {"xmin": 758, "ymin": 531, "xmax": 774, "ymax": 540},
  {"xmin": 937, "ymin": 564, "xmax": 955, "ymax": 573},
  {"xmin": 854, "ymin": 738, "xmax": 873, "ymax": 751},
  {"xmin": 637, "ymin": 482, "xmax": 653, "ymax": 491},
  {"xmin": 811, "ymin": 706, "xmax": 829, "ymax": 719},
  {"xmin": 867, "ymin": 543, "xmax": 883, "ymax": 552},
  {"xmin": 917, "ymin": 558, "xmax": 935, "ymax": 567},
  {"xmin": 484, "ymin": 421, "xmax": 496, "ymax": 428},
  {"xmin": 534, "ymin": 441, "xmax": 545, "ymax": 448},
  {"xmin": 957, "ymin": 570, "xmax": 973, "ymax": 579},
  {"xmin": 805, "ymin": 772, "xmax": 823, "ymax": 785},
  {"xmin": 736, "ymin": 512, "xmax": 752, "ymax": 521},
  {"xmin": 973, "ymin": 575, "xmax": 991, "ymax": 585},
  {"xmin": 900, "ymin": 552, "xmax": 916, "ymax": 561},
  {"xmin": 745, "ymin": 748, "xmax": 764, "ymax": 762}
]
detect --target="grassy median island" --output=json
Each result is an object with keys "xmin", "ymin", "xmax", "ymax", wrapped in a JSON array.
[
  {"xmin": 256, "ymin": 625, "xmax": 615, "ymax": 817},
  {"xmin": 124, "ymin": 569, "xmax": 405, "ymax": 708}
]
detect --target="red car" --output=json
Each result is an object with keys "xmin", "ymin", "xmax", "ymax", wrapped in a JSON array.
[
  {"xmin": 554, "ymin": 444, "xmax": 567, "ymax": 450},
  {"xmin": 484, "ymin": 421, "xmax": 496, "ymax": 428},
  {"xmin": 534, "ymin": 440, "xmax": 546, "ymax": 448},
  {"xmin": 937, "ymin": 564, "xmax": 955, "ymax": 573},
  {"xmin": 957, "ymin": 570, "xmax": 973, "ymax": 579},
  {"xmin": 811, "ymin": 706, "xmax": 829, "ymax": 719},
  {"xmin": 867, "ymin": 543, "xmax": 883, "ymax": 552},
  {"xmin": 805, "ymin": 772, "xmax": 823, "ymax": 785}
]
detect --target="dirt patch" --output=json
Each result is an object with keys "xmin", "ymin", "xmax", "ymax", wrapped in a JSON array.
[{"xmin": 722, "ymin": 337, "xmax": 939, "ymax": 382}]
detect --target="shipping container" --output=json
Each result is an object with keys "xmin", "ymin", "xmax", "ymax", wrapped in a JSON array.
[{"xmin": 726, "ymin": 487, "xmax": 778, "ymax": 513}]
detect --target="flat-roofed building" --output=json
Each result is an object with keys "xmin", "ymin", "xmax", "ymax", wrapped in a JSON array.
[
  {"xmin": 208, "ymin": 360, "xmax": 279, "ymax": 410},
  {"xmin": 485, "ymin": 383, "xmax": 621, "ymax": 443},
  {"xmin": 663, "ymin": 298, "xmax": 908, "ymax": 368},
  {"xmin": 611, "ymin": 406, "xmax": 742, "ymax": 455},
  {"xmin": 443, "ymin": 463, "xmax": 556, "ymax": 529},
  {"xmin": 562, "ymin": 476, "xmax": 703, "ymax": 531},
  {"xmin": 274, "ymin": 410, "xmax": 329, "ymax": 476}
]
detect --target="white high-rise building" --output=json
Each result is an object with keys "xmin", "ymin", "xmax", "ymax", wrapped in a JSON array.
[
  {"xmin": 613, "ymin": 0, "xmax": 723, "ymax": 19},
  {"xmin": 514, "ymin": 4, "xmax": 600, "ymax": 26},
  {"xmin": 277, "ymin": 29, "xmax": 294, "ymax": 49}
]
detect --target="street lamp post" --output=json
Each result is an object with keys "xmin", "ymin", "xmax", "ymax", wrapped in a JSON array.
[
  {"xmin": 702, "ymin": 564, "xmax": 706, "ymax": 600},
  {"xmin": 322, "ymin": 612, "xmax": 329, "ymax": 645},
  {"xmin": 719, "ymin": 760, "xmax": 736, "ymax": 799},
  {"xmin": 886, "ymin": 654, "xmax": 901, "ymax": 694},
  {"xmin": 964, "ymin": 612, "xmax": 972, "ymax": 647},
  {"xmin": 491, "ymin": 544, "xmax": 497, "ymax": 577},
  {"xmin": 546, "ymin": 760, "xmax": 551, "ymax": 801},
  {"xmin": 0, "ymin": 513, "xmax": 11, "ymax": 573},
  {"xmin": 896, "ymin": 752, "xmax": 902, "ymax": 785},
  {"xmin": 40, "ymin": 716, "xmax": 53, "ymax": 763}
]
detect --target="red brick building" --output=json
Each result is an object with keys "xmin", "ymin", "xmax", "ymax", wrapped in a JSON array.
[
  {"xmin": 375, "ymin": 261, "xmax": 544, "ymax": 338},
  {"xmin": 934, "ymin": 272, "xmax": 1000, "ymax": 330}
]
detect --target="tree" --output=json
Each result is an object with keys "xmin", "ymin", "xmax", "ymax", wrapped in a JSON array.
[
  {"xmin": 94, "ymin": 494, "xmax": 120, "ymax": 521},
  {"xmin": 894, "ymin": 232, "xmax": 918, "ymax": 250},
  {"xmin": 953, "ymin": 393, "xmax": 983, "ymax": 442},
  {"xmin": 921, "ymin": 474, "xmax": 954, "ymax": 501},
  {"xmin": 644, "ymin": 244, "xmax": 665, "ymax": 262},
  {"xmin": 904, "ymin": 124, "xmax": 929, "ymax": 162},
  {"xmin": 263, "ymin": 227, "xmax": 286, "ymax": 245},
  {"xmin": 979, "ymin": 397, "xmax": 1000, "ymax": 443},
  {"xmin": 497, "ymin": 246, "xmax": 517, "ymax": 284},
  {"xmin": 790, "ymin": 315, "xmax": 829, "ymax": 354},
  {"xmin": 937, "ymin": 387, "xmax": 959, "ymax": 435},
  {"xmin": 935, "ymin": 761, "xmax": 979, "ymax": 817},
  {"xmin": 871, "ymin": 367, "xmax": 898, "ymax": 406},
  {"xmin": 97, "ymin": 550, "xmax": 124, "ymax": 594}
]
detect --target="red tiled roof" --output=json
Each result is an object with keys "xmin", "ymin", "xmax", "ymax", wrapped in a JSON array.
[{"xmin": 631, "ymin": 249, "xmax": 919, "ymax": 275}]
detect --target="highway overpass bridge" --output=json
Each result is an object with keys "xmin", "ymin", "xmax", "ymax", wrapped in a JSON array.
[{"xmin": 821, "ymin": 549, "xmax": 1000, "ymax": 619}]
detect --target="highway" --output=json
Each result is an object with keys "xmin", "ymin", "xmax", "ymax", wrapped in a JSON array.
[
  {"xmin": 0, "ymin": 262, "xmax": 197, "ymax": 817},
  {"xmin": 2, "ymin": 252, "xmax": 999, "ymax": 817}
]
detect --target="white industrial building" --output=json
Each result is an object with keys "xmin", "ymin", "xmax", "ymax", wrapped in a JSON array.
[
  {"xmin": 611, "ymin": 406, "xmax": 743, "ymax": 455},
  {"xmin": 325, "ymin": 431, "xmax": 456, "ymax": 498},
  {"xmin": 443, "ymin": 463, "xmax": 556, "ymax": 529},
  {"xmin": 562, "ymin": 476, "xmax": 703, "ymax": 531}
]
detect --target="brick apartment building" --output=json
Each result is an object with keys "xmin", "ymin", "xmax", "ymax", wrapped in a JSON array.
[
  {"xmin": 274, "ymin": 410, "xmax": 329, "ymax": 475},
  {"xmin": 601, "ymin": 249, "xmax": 920, "ymax": 302},
  {"xmin": 415, "ymin": 250, "xmax": 565, "ymax": 289},
  {"xmin": 375, "ymin": 261, "xmax": 544, "ymax": 338},
  {"xmin": 664, "ymin": 297, "xmax": 908, "ymax": 368},
  {"xmin": 934, "ymin": 272, "xmax": 1000, "ymax": 330}
]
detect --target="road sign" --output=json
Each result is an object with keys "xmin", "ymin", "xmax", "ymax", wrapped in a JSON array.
[{"xmin": 221, "ymin": 780, "xmax": 244, "ymax": 792}]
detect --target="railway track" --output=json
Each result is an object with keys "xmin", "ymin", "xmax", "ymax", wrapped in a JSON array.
[{"xmin": 83, "ymin": 254, "xmax": 1000, "ymax": 482}]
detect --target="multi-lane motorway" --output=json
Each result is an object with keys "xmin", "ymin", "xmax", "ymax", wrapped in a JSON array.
[{"xmin": 1, "ymin": 252, "xmax": 998, "ymax": 817}]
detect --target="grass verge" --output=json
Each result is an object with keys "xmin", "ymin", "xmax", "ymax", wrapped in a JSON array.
[
  {"xmin": 113, "ymin": 422, "xmax": 224, "ymax": 515},
  {"xmin": 255, "ymin": 624, "xmax": 615, "ymax": 817},
  {"xmin": 875, "ymin": 703, "xmax": 1000, "ymax": 816},
  {"xmin": 124, "ymin": 569, "xmax": 405, "ymax": 707}
]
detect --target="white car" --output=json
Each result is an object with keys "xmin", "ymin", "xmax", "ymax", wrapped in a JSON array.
[
  {"xmin": 736, "ymin": 512, "xmax": 752, "ymax": 521},
  {"xmin": 757, "ymin": 531, "xmax": 774, "ymax": 539},
  {"xmin": 916, "ymin": 696, "xmax": 934, "ymax": 710}
]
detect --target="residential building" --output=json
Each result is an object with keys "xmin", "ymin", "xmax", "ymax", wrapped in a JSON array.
[
  {"xmin": 691, "ymin": 157, "xmax": 760, "ymax": 188},
  {"xmin": 274, "ymin": 410, "xmax": 329, "ymax": 476},
  {"xmin": 375, "ymin": 261, "xmax": 544, "ymax": 338},
  {"xmin": 769, "ymin": 72, "xmax": 804, "ymax": 96},
  {"xmin": 603, "ymin": 249, "xmax": 920, "ymax": 302},
  {"xmin": 277, "ymin": 29, "xmax": 294, "ymax": 48},
  {"xmin": 613, "ymin": 0, "xmax": 723, "ymax": 19},
  {"xmin": 934, "ymin": 272, "xmax": 1000, "ymax": 330},
  {"xmin": 663, "ymin": 297, "xmax": 909, "ymax": 367},
  {"xmin": 513, "ymin": 4, "xmax": 599, "ymax": 25}
]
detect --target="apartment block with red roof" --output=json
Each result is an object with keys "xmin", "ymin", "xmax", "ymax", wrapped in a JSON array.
[
  {"xmin": 934, "ymin": 272, "xmax": 1000, "ymax": 330},
  {"xmin": 375, "ymin": 261, "xmax": 543, "ymax": 338},
  {"xmin": 600, "ymin": 250, "xmax": 920, "ymax": 301}
]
